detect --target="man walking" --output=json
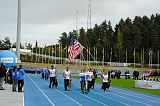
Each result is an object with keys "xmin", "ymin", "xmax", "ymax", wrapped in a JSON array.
[
  {"xmin": 63, "ymin": 67, "xmax": 71, "ymax": 91},
  {"xmin": 49, "ymin": 66, "xmax": 57, "ymax": 88}
]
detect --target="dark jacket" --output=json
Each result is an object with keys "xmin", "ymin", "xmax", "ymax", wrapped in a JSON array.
[{"xmin": 0, "ymin": 65, "xmax": 6, "ymax": 78}]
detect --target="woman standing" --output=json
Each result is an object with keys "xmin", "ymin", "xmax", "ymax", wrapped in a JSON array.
[
  {"xmin": 63, "ymin": 67, "xmax": 71, "ymax": 91},
  {"xmin": 12, "ymin": 66, "xmax": 18, "ymax": 92},
  {"xmin": 102, "ymin": 71, "xmax": 110, "ymax": 92}
]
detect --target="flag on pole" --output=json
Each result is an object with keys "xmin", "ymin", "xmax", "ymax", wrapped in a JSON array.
[
  {"xmin": 68, "ymin": 36, "xmax": 84, "ymax": 61},
  {"xmin": 64, "ymin": 46, "xmax": 67, "ymax": 50}
]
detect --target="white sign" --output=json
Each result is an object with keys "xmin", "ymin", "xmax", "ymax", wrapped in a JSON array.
[
  {"xmin": 1, "ymin": 58, "xmax": 14, "ymax": 63},
  {"xmin": 135, "ymin": 80, "xmax": 160, "ymax": 89}
]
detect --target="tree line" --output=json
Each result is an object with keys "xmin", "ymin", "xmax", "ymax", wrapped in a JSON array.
[{"xmin": 58, "ymin": 14, "xmax": 160, "ymax": 64}]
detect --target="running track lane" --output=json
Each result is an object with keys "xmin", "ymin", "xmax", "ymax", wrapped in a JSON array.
[{"xmin": 24, "ymin": 74, "xmax": 160, "ymax": 106}]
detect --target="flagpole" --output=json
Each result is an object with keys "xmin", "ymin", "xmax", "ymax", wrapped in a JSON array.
[
  {"xmin": 94, "ymin": 46, "xmax": 95, "ymax": 66},
  {"xmin": 83, "ymin": 47, "xmax": 104, "ymax": 72},
  {"xmin": 158, "ymin": 50, "xmax": 159, "ymax": 69},
  {"xmin": 42, "ymin": 45, "xmax": 43, "ymax": 64},
  {"xmin": 31, "ymin": 45, "xmax": 33, "ymax": 62},
  {"xmin": 61, "ymin": 43, "xmax": 63, "ymax": 64},
  {"xmin": 35, "ymin": 46, "xmax": 37, "ymax": 64},
  {"xmin": 149, "ymin": 49, "xmax": 150, "ymax": 69},
  {"xmin": 45, "ymin": 46, "xmax": 47, "ymax": 63},
  {"xmin": 143, "ymin": 48, "xmax": 144, "ymax": 68},
  {"xmin": 66, "ymin": 45, "xmax": 67, "ymax": 65},
  {"xmin": 89, "ymin": 47, "xmax": 91, "ymax": 66},
  {"xmin": 110, "ymin": 48, "xmax": 112, "ymax": 67},
  {"xmin": 52, "ymin": 45, "xmax": 53, "ymax": 63},
  {"xmin": 134, "ymin": 48, "xmax": 135, "ymax": 68},
  {"xmin": 151, "ymin": 50, "xmax": 152, "ymax": 69},
  {"xmin": 103, "ymin": 48, "xmax": 104, "ymax": 67},
  {"xmin": 38, "ymin": 44, "xmax": 40, "ymax": 63},
  {"xmin": 48, "ymin": 46, "xmax": 50, "ymax": 64},
  {"xmin": 141, "ymin": 49, "xmax": 142, "ymax": 67},
  {"xmin": 55, "ymin": 44, "xmax": 56, "ymax": 65},
  {"xmin": 126, "ymin": 48, "xmax": 127, "ymax": 67},
  {"xmin": 96, "ymin": 47, "xmax": 97, "ymax": 67}
]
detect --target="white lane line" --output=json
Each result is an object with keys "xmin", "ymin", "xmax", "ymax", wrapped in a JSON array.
[
  {"xmin": 33, "ymin": 75, "xmax": 83, "ymax": 106},
  {"xmin": 111, "ymin": 87, "xmax": 160, "ymax": 100},
  {"xmin": 56, "ymin": 80, "xmax": 108, "ymax": 106},
  {"xmin": 56, "ymin": 89, "xmax": 83, "ymax": 106},
  {"xmin": 34, "ymin": 75, "xmax": 108, "ymax": 106},
  {"xmin": 72, "ymin": 80, "xmax": 152, "ymax": 106},
  {"xmin": 72, "ymin": 88, "xmax": 108, "ymax": 106},
  {"xmin": 23, "ymin": 92, "xmax": 24, "ymax": 106},
  {"xmin": 29, "ymin": 75, "xmax": 55, "ymax": 106},
  {"xmin": 72, "ymin": 83, "xmax": 130, "ymax": 106},
  {"xmin": 110, "ymin": 88, "xmax": 160, "ymax": 104}
]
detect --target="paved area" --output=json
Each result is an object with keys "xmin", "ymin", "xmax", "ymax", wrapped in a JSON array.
[{"xmin": 0, "ymin": 83, "xmax": 24, "ymax": 106}]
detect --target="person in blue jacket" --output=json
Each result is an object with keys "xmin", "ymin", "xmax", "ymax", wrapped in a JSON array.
[
  {"xmin": 11, "ymin": 66, "xmax": 18, "ymax": 92},
  {"xmin": 17, "ymin": 65, "xmax": 25, "ymax": 92},
  {"xmin": 79, "ymin": 68, "xmax": 88, "ymax": 94}
]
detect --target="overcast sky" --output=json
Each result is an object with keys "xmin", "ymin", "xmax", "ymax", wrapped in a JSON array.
[{"xmin": 0, "ymin": 0, "xmax": 160, "ymax": 46}]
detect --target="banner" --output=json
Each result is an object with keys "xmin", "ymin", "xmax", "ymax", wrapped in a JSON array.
[
  {"xmin": 135, "ymin": 80, "xmax": 160, "ymax": 89},
  {"xmin": 1, "ymin": 58, "xmax": 13, "ymax": 63}
]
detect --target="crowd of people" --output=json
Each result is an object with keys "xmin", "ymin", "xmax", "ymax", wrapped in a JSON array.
[
  {"xmin": 1, "ymin": 62, "xmax": 160, "ymax": 94},
  {"xmin": 40, "ymin": 66, "xmax": 111, "ymax": 94},
  {"xmin": 0, "ymin": 63, "xmax": 25, "ymax": 92}
]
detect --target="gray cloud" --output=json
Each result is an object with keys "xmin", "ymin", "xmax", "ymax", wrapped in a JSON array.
[{"xmin": 0, "ymin": 0, "xmax": 160, "ymax": 46}]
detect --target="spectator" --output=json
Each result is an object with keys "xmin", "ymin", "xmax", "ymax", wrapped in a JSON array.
[
  {"xmin": 17, "ymin": 65, "xmax": 25, "ymax": 92},
  {"xmin": 11, "ymin": 66, "xmax": 18, "ymax": 92},
  {"xmin": 135, "ymin": 71, "xmax": 139, "ymax": 80},
  {"xmin": 133, "ymin": 70, "xmax": 136, "ymax": 79},
  {"xmin": 0, "ymin": 63, "xmax": 7, "ymax": 90},
  {"xmin": 45, "ymin": 68, "xmax": 49, "ymax": 80}
]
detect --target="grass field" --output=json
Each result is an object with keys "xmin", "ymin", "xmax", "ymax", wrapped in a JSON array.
[{"xmin": 72, "ymin": 76, "xmax": 160, "ymax": 96}]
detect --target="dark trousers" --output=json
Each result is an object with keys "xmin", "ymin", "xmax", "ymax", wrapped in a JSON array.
[
  {"xmin": 102, "ymin": 82, "xmax": 110, "ymax": 91},
  {"xmin": 64, "ymin": 79, "xmax": 69, "ymax": 90},
  {"xmin": 42, "ymin": 73, "xmax": 44, "ymax": 79},
  {"xmin": 18, "ymin": 80, "xmax": 24, "ymax": 91},
  {"xmin": 91, "ymin": 79, "xmax": 95, "ymax": 89},
  {"xmin": 49, "ymin": 77, "xmax": 57, "ymax": 88},
  {"xmin": 135, "ymin": 76, "xmax": 139, "ymax": 80},
  {"xmin": 88, "ymin": 81, "xmax": 92, "ymax": 92}
]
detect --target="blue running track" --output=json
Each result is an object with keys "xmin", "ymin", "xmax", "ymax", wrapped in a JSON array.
[{"xmin": 24, "ymin": 74, "xmax": 160, "ymax": 106}]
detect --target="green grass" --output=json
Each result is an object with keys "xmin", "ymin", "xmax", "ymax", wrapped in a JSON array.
[{"xmin": 71, "ymin": 76, "xmax": 160, "ymax": 96}]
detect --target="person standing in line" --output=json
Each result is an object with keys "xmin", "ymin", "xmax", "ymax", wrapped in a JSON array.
[
  {"xmin": 0, "ymin": 63, "xmax": 7, "ymax": 90},
  {"xmin": 135, "ymin": 71, "xmax": 139, "ymax": 80},
  {"xmin": 17, "ymin": 65, "xmax": 25, "ymax": 92},
  {"xmin": 79, "ymin": 68, "xmax": 87, "ymax": 94},
  {"xmin": 91, "ymin": 69, "xmax": 96, "ymax": 89},
  {"xmin": 63, "ymin": 67, "xmax": 71, "ymax": 91},
  {"xmin": 11, "ymin": 66, "xmax": 18, "ymax": 92},
  {"xmin": 86, "ymin": 68, "xmax": 93, "ymax": 92},
  {"xmin": 45, "ymin": 68, "xmax": 49, "ymax": 80},
  {"xmin": 41, "ymin": 68, "xmax": 45, "ymax": 79},
  {"xmin": 49, "ymin": 66, "xmax": 57, "ymax": 88},
  {"xmin": 102, "ymin": 71, "xmax": 110, "ymax": 92}
]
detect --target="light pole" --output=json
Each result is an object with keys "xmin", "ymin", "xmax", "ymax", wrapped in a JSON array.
[{"xmin": 16, "ymin": 0, "xmax": 21, "ymax": 62}]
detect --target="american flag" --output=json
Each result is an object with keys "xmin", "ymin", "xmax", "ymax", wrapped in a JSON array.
[{"xmin": 68, "ymin": 36, "xmax": 84, "ymax": 61}]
